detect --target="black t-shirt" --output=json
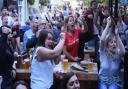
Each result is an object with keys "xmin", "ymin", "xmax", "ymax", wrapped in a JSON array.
[{"xmin": 0, "ymin": 26, "xmax": 14, "ymax": 74}]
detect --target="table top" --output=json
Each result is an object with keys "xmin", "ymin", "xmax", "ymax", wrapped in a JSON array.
[
  {"xmin": 16, "ymin": 62, "xmax": 99, "ymax": 81},
  {"xmin": 68, "ymin": 62, "xmax": 98, "ymax": 81}
]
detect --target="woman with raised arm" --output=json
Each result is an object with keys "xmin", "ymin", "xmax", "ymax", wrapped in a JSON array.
[
  {"xmin": 30, "ymin": 30, "xmax": 65, "ymax": 89},
  {"xmin": 99, "ymin": 16, "xmax": 125, "ymax": 89},
  {"xmin": 63, "ymin": 16, "xmax": 82, "ymax": 62}
]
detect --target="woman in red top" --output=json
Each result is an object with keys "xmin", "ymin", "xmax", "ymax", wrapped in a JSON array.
[
  {"xmin": 63, "ymin": 15, "xmax": 95, "ymax": 62},
  {"xmin": 63, "ymin": 16, "xmax": 82, "ymax": 62}
]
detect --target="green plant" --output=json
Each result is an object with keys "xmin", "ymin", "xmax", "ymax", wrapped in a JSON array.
[
  {"xmin": 83, "ymin": 0, "xmax": 106, "ymax": 5},
  {"xmin": 39, "ymin": 0, "xmax": 49, "ymax": 6},
  {"xmin": 28, "ymin": 0, "xmax": 35, "ymax": 5},
  {"xmin": 97, "ymin": 0, "xmax": 105, "ymax": 3},
  {"xmin": 83, "ymin": 0, "xmax": 91, "ymax": 5}
]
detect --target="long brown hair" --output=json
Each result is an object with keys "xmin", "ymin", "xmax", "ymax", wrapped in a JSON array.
[
  {"xmin": 36, "ymin": 30, "xmax": 53, "ymax": 47},
  {"xmin": 59, "ymin": 72, "xmax": 75, "ymax": 89}
]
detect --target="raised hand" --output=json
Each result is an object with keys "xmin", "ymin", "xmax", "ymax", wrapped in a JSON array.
[
  {"xmin": 115, "ymin": 23, "xmax": 120, "ymax": 35},
  {"xmin": 106, "ymin": 16, "xmax": 112, "ymax": 26},
  {"xmin": 60, "ymin": 32, "xmax": 65, "ymax": 40}
]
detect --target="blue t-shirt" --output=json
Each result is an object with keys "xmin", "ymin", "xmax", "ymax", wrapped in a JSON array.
[{"xmin": 22, "ymin": 26, "xmax": 32, "ymax": 32}]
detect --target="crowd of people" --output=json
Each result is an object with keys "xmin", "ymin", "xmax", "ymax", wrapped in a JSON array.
[{"xmin": 0, "ymin": 0, "xmax": 127, "ymax": 89}]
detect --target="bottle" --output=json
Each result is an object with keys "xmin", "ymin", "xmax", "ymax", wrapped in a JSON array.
[{"xmin": 16, "ymin": 55, "xmax": 23, "ymax": 68}]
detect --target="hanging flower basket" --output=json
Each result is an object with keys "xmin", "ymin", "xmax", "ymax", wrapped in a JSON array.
[{"xmin": 28, "ymin": 0, "xmax": 35, "ymax": 5}]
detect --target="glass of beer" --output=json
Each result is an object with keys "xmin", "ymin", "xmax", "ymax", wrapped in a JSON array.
[
  {"xmin": 86, "ymin": 62, "xmax": 94, "ymax": 71},
  {"xmin": 62, "ymin": 59, "xmax": 68, "ymax": 73}
]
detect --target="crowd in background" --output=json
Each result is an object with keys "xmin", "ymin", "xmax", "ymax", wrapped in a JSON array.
[{"xmin": 0, "ymin": 0, "xmax": 127, "ymax": 89}]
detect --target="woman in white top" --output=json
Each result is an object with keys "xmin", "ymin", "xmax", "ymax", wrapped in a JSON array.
[{"xmin": 31, "ymin": 30, "xmax": 65, "ymax": 89}]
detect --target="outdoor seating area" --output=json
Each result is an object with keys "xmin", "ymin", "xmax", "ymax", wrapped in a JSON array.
[{"xmin": 0, "ymin": 0, "xmax": 126, "ymax": 89}]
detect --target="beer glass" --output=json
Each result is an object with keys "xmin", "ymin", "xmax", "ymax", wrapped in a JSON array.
[
  {"xmin": 86, "ymin": 62, "xmax": 94, "ymax": 71},
  {"xmin": 62, "ymin": 59, "xmax": 68, "ymax": 73}
]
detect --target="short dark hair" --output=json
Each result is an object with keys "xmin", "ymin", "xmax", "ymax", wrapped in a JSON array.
[
  {"xmin": 25, "ymin": 21, "xmax": 30, "ymax": 25},
  {"xmin": 1, "ymin": 7, "xmax": 8, "ymax": 11},
  {"xmin": 13, "ymin": 80, "xmax": 29, "ymax": 89},
  {"xmin": 90, "ymin": 0, "xmax": 97, "ymax": 6},
  {"xmin": 12, "ymin": 8, "xmax": 17, "ymax": 13}
]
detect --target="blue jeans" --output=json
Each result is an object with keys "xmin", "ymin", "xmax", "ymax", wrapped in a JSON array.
[{"xmin": 99, "ymin": 82, "xmax": 121, "ymax": 89}]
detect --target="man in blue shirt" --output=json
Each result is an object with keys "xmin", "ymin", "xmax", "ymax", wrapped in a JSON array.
[{"xmin": 23, "ymin": 19, "xmax": 39, "ymax": 52}]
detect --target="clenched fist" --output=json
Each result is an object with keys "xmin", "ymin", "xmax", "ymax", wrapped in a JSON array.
[{"xmin": 60, "ymin": 32, "xmax": 65, "ymax": 40}]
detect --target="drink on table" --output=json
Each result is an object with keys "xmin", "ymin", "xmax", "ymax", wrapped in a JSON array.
[
  {"xmin": 62, "ymin": 59, "xmax": 68, "ymax": 73},
  {"xmin": 86, "ymin": 62, "xmax": 94, "ymax": 71}
]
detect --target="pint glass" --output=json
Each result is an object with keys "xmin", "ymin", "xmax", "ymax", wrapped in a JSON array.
[{"xmin": 62, "ymin": 59, "xmax": 68, "ymax": 73}]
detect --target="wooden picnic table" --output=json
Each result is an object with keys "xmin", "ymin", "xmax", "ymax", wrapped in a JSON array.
[{"xmin": 16, "ymin": 61, "xmax": 99, "ymax": 89}]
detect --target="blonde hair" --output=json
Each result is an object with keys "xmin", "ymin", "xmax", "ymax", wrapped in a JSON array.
[
  {"xmin": 104, "ymin": 33, "xmax": 119, "ymax": 58},
  {"xmin": 105, "ymin": 33, "xmax": 116, "ymax": 47}
]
